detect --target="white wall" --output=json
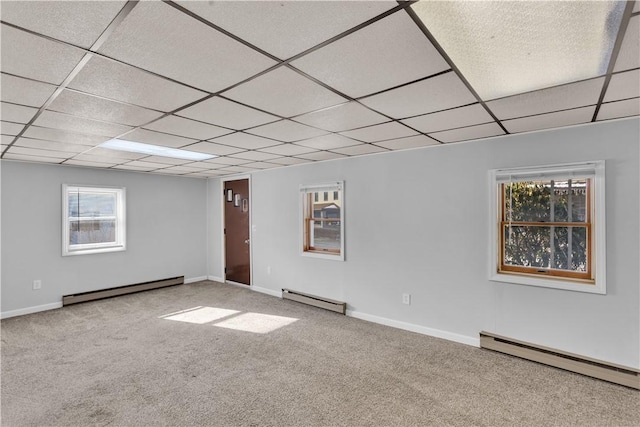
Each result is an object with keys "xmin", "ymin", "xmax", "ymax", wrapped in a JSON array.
[
  {"xmin": 1, "ymin": 161, "xmax": 208, "ymax": 317},
  {"xmin": 222, "ymin": 118, "xmax": 639, "ymax": 368}
]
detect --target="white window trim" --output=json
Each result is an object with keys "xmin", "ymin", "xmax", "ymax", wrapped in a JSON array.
[
  {"xmin": 488, "ymin": 161, "xmax": 606, "ymax": 294},
  {"xmin": 62, "ymin": 185, "xmax": 126, "ymax": 256},
  {"xmin": 300, "ymin": 181, "xmax": 345, "ymax": 261}
]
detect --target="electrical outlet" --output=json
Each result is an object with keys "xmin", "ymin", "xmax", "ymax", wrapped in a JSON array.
[
  {"xmin": 33, "ymin": 280, "xmax": 42, "ymax": 290},
  {"xmin": 402, "ymin": 293, "xmax": 411, "ymax": 305}
]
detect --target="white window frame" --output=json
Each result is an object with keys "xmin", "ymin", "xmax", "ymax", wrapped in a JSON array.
[
  {"xmin": 300, "ymin": 181, "xmax": 345, "ymax": 261},
  {"xmin": 62, "ymin": 185, "xmax": 126, "ymax": 256},
  {"xmin": 488, "ymin": 161, "xmax": 606, "ymax": 294}
]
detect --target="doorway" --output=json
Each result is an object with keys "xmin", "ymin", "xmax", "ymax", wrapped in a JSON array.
[{"xmin": 223, "ymin": 178, "xmax": 250, "ymax": 285}]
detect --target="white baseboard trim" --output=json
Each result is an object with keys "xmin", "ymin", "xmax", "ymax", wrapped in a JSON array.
[
  {"xmin": 1, "ymin": 302, "xmax": 63, "ymax": 320},
  {"xmin": 185, "ymin": 276, "xmax": 208, "ymax": 284},
  {"xmin": 207, "ymin": 275, "xmax": 224, "ymax": 283},
  {"xmin": 251, "ymin": 286, "xmax": 282, "ymax": 298},
  {"xmin": 346, "ymin": 310, "xmax": 480, "ymax": 348}
]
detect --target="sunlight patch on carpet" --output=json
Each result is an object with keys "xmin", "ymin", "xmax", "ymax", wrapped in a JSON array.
[
  {"xmin": 160, "ymin": 306, "xmax": 240, "ymax": 324},
  {"xmin": 213, "ymin": 313, "xmax": 298, "ymax": 334}
]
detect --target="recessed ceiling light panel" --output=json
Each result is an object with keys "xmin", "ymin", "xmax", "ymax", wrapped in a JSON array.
[
  {"xmin": 412, "ymin": 0, "xmax": 626, "ymax": 100},
  {"xmin": 100, "ymin": 139, "xmax": 215, "ymax": 161}
]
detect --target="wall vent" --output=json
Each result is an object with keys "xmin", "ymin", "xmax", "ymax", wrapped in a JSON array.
[
  {"xmin": 480, "ymin": 331, "xmax": 640, "ymax": 390},
  {"xmin": 62, "ymin": 276, "xmax": 184, "ymax": 306},
  {"xmin": 282, "ymin": 289, "xmax": 346, "ymax": 314}
]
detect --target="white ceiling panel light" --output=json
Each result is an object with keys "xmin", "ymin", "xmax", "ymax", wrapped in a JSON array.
[
  {"xmin": 175, "ymin": 0, "xmax": 395, "ymax": 60},
  {"xmin": 291, "ymin": 11, "xmax": 449, "ymax": 98},
  {"xmin": 100, "ymin": 139, "xmax": 215, "ymax": 161},
  {"xmin": 412, "ymin": 1, "xmax": 626, "ymax": 100}
]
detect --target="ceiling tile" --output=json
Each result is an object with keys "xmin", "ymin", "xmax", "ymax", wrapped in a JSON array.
[
  {"xmin": 223, "ymin": 67, "xmax": 347, "ymax": 117},
  {"xmin": 119, "ymin": 160, "xmax": 168, "ymax": 169},
  {"xmin": 597, "ymin": 98, "xmax": 640, "ymax": 121},
  {"xmin": 635, "ymin": 1, "xmax": 640, "ymax": 13},
  {"xmin": 330, "ymin": 144, "xmax": 388, "ymax": 156},
  {"xmin": 123, "ymin": 128, "xmax": 197, "ymax": 148},
  {"xmin": 34, "ymin": 110, "xmax": 133, "ymax": 137},
  {"xmin": 604, "ymin": 69, "xmax": 640, "ymax": 102},
  {"xmin": 503, "ymin": 106, "xmax": 595, "ymax": 134},
  {"xmin": 257, "ymin": 144, "xmax": 318, "ymax": 157},
  {"xmin": 7, "ymin": 145, "xmax": 72, "ymax": 159},
  {"xmin": 1, "ymin": 102, "xmax": 38, "ymax": 124},
  {"xmin": 486, "ymin": 78, "xmax": 605, "ymax": 120},
  {"xmin": 219, "ymin": 165, "xmax": 257, "ymax": 173},
  {"xmin": 241, "ymin": 162, "xmax": 282, "ymax": 170},
  {"xmin": 143, "ymin": 115, "xmax": 232, "ymax": 140},
  {"xmin": 1, "ymin": 135, "xmax": 14, "ymax": 145},
  {"xmin": 177, "ymin": 97, "xmax": 279, "ymax": 130},
  {"xmin": 156, "ymin": 165, "xmax": 206, "ymax": 173},
  {"xmin": 76, "ymin": 147, "xmax": 146, "ymax": 160},
  {"xmin": 204, "ymin": 156, "xmax": 252, "ymax": 166},
  {"xmin": 209, "ymin": 132, "xmax": 280, "ymax": 150},
  {"xmin": 246, "ymin": 120, "xmax": 328, "ymax": 142},
  {"xmin": 3, "ymin": 153, "xmax": 64, "ymax": 164},
  {"xmin": 292, "ymin": 11, "xmax": 449, "ymax": 98},
  {"xmin": 176, "ymin": 162, "xmax": 214, "ymax": 171},
  {"xmin": 429, "ymin": 122, "xmax": 505, "ymax": 143},
  {"xmin": 22, "ymin": 126, "xmax": 110, "ymax": 146},
  {"xmin": 112, "ymin": 164, "xmax": 158, "ymax": 172},
  {"xmin": 293, "ymin": 102, "xmax": 387, "ymax": 132},
  {"xmin": 0, "ymin": 1, "xmax": 127, "ymax": 49},
  {"xmin": 68, "ymin": 56, "xmax": 207, "ymax": 112},
  {"xmin": 1, "ymin": 121, "xmax": 25, "ymax": 136},
  {"xmin": 374, "ymin": 135, "xmax": 439, "ymax": 150},
  {"xmin": 339, "ymin": 122, "xmax": 418, "ymax": 143},
  {"xmin": 401, "ymin": 104, "xmax": 494, "ymax": 134},
  {"xmin": 13, "ymin": 137, "xmax": 91, "ymax": 154},
  {"xmin": 269, "ymin": 157, "xmax": 313, "ymax": 166},
  {"xmin": 0, "ymin": 24, "xmax": 86, "ymax": 85},
  {"xmin": 97, "ymin": 1, "xmax": 277, "ymax": 93},
  {"xmin": 613, "ymin": 16, "xmax": 639, "ymax": 72},
  {"xmin": 175, "ymin": 1, "xmax": 395, "ymax": 60},
  {"xmin": 0, "ymin": 74, "xmax": 56, "ymax": 107},
  {"xmin": 186, "ymin": 142, "xmax": 246, "ymax": 156},
  {"xmin": 70, "ymin": 154, "xmax": 130, "ymax": 164},
  {"xmin": 64, "ymin": 159, "xmax": 119, "ymax": 168},
  {"xmin": 136, "ymin": 156, "xmax": 193, "ymax": 166},
  {"xmin": 360, "ymin": 72, "xmax": 477, "ymax": 119},
  {"xmin": 229, "ymin": 151, "xmax": 282, "ymax": 162},
  {"xmin": 296, "ymin": 134, "xmax": 362, "ymax": 150},
  {"xmin": 151, "ymin": 168, "xmax": 188, "ymax": 176},
  {"xmin": 295, "ymin": 151, "xmax": 347, "ymax": 161},
  {"xmin": 48, "ymin": 90, "xmax": 164, "ymax": 127}
]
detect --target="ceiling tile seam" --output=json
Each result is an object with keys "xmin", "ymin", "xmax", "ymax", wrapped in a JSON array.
[
  {"xmin": 162, "ymin": 0, "xmax": 282, "ymax": 63},
  {"xmin": 90, "ymin": 1, "xmax": 140, "ymax": 51},
  {"xmin": 216, "ymin": 95, "xmax": 289, "ymax": 123},
  {"xmin": 1, "ymin": 1, "xmax": 140, "ymax": 159},
  {"xmin": 611, "ymin": 66, "xmax": 640, "ymax": 76},
  {"xmin": 1, "ymin": 54, "xmax": 95, "ymax": 159},
  {"xmin": 62, "ymin": 87, "xmax": 167, "ymax": 114},
  {"xmin": 590, "ymin": 1, "xmax": 637, "ymax": 122},
  {"xmin": 602, "ymin": 96, "xmax": 640, "ymax": 104},
  {"xmin": 397, "ymin": 102, "xmax": 480, "ymax": 121},
  {"xmin": 357, "ymin": 69, "xmax": 454, "ymax": 101},
  {"xmin": 401, "ymin": 6, "xmax": 509, "ymax": 136},
  {"xmin": 284, "ymin": 64, "xmax": 444, "ymax": 143},
  {"xmin": 207, "ymin": 131, "xmax": 292, "ymax": 147},
  {"xmin": 424, "ymin": 120, "xmax": 502, "ymax": 136},
  {"xmin": 499, "ymin": 104, "xmax": 600, "ymax": 122},
  {"xmin": 329, "ymin": 143, "xmax": 393, "ymax": 154},
  {"xmin": 0, "ymin": 71, "xmax": 57, "ymax": 89}
]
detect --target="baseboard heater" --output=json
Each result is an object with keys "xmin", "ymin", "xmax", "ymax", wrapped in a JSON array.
[
  {"xmin": 282, "ymin": 289, "xmax": 346, "ymax": 314},
  {"xmin": 480, "ymin": 331, "xmax": 640, "ymax": 390},
  {"xmin": 62, "ymin": 276, "xmax": 184, "ymax": 306}
]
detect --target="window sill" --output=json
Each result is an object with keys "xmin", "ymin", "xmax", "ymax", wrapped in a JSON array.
[
  {"xmin": 63, "ymin": 245, "xmax": 126, "ymax": 257},
  {"xmin": 490, "ymin": 271, "xmax": 605, "ymax": 294},
  {"xmin": 302, "ymin": 250, "xmax": 344, "ymax": 261}
]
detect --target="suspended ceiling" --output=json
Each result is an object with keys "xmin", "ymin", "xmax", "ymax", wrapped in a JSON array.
[{"xmin": 1, "ymin": 1, "xmax": 639, "ymax": 178}]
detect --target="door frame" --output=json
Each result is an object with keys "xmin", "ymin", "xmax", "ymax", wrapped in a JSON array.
[{"xmin": 220, "ymin": 174, "xmax": 252, "ymax": 287}]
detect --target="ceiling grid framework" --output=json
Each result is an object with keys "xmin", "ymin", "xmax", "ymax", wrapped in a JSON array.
[{"xmin": 0, "ymin": 0, "xmax": 638, "ymax": 178}]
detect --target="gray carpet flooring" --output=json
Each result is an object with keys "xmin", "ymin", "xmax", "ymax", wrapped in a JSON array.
[{"xmin": 1, "ymin": 281, "xmax": 638, "ymax": 426}]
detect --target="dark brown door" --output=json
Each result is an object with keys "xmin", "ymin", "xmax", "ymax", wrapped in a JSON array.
[{"xmin": 224, "ymin": 179, "xmax": 250, "ymax": 285}]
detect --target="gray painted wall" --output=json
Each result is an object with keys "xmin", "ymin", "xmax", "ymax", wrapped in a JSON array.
[
  {"xmin": 1, "ymin": 161, "xmax": 208, "ymax": 314},
  {"xmin": 230, "ymin": 118, "xmax": 639, "ymax": 368}
]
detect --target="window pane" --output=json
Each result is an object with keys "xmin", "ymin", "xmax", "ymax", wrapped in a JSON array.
[
  {"xmin": 505, "ymin": 182, "xmax": 551, "ymax": 222},
  {"xmin": 310, "ymin": 220, "xmax": 341, "ymax": 250},
  {"xmin": 69, "ymin": 219, "xmax": 116, "ymax": 245},
  {"xmin": 552, "ymin": 179, "xmax": 587, "ymax": 222},
  {"xmin": 68, "ymin": 192, "xmax": 116, "ymax": 218},
  {"xmin": 504, "ymin": 225, "xmax": 587, "ymax": 272}
]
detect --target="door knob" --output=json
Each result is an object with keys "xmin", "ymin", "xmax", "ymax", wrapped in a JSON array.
[{"xmin": 244, "ymin": 239, "xmax": 250, "ymax": 245}]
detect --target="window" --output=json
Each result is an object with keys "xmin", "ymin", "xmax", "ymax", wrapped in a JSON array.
[
  {"xmin": 62, "ymin": 185, "xmax": 126, "ymax": 256},
  {"xmin": 489, "ymin": 162, "xmax": 605, "ymax": 294},
  {"xmin": 301, "ymin": 182, "xmax": 344, "ymax": 260}
]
